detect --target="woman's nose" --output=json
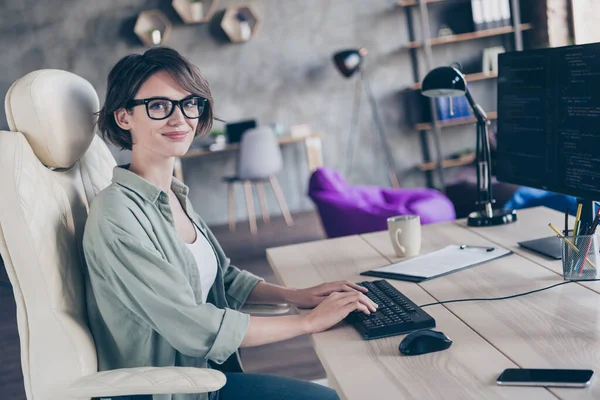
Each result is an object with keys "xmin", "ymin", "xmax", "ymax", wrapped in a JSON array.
[{"xmin": 167, "ymin": 105, "xmax": 186, "ymax": 124}]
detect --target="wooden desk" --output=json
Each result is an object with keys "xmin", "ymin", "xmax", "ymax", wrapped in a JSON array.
[
  {"xmin": 266, "ymin": 207, "xmax": 600, "ymax": 399},
  {"xmin": 173, "ymin": 132, "xmax": 323, "ymax": 183}
]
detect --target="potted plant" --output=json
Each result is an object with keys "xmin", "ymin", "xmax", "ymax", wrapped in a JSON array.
[
  {"xmin": 189, "ymin": 0, "xmax": 204, "ymax": 22},
  {"xmin": 209, "ymin": 129, "xmax": 226, "ymax": 150}
]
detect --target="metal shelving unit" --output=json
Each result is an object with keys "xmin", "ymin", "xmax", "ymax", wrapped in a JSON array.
[{"xmin": 399, "ymin": 0, "xmax": 527, "ymax": 190}]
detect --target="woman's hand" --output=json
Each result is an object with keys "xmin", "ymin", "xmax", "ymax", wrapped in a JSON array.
[
  {"xmin": 302, "ymin": 291, "xmax": 378, "ymax": 334},
  {"xmin": 289, "ymin": 281, "xmax": 372, "ymax": 309}
]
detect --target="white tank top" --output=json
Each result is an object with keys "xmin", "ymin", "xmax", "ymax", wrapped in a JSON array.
[{"xmin": 185, "ymin": 225, "xmax": 218, "ymax": 304}]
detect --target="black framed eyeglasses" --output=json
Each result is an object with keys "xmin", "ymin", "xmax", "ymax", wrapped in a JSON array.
[{"xmin": 127, "ymin": 96, "xmax": 207, "ymax": 120}]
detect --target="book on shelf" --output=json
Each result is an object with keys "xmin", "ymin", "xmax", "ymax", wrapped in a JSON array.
[
  {"xmin": 435, "ymin": 88, "xmax": 472, "ymax": 122},
  {"xmin": 472, "ymin": 0, "xmax": 511, "ymax": 31}
]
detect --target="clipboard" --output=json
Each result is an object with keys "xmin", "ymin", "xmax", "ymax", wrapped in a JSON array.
[{"xmin": 361, "ymin": 244, "xmax": 512, "ymax": 283}]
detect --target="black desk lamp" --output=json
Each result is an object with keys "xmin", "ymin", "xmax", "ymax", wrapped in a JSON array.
[
  {"xmin": 421, "ymin": 66, "xmax": 517, "ymax": 227},
  {"xmin": 333, "ymin": 48, "xmax": 400, "ymax": 188}
]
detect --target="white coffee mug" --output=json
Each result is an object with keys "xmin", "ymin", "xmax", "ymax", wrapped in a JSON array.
[{"xmin": 387, "ymin": 215, "xmax": 421, "ymax": 258}]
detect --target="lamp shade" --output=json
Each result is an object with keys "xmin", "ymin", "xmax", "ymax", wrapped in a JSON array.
[
  {"xmin": 332, "ymin": 48, "xmax": 367, "ymax": 78},
  {"xmin": 421, "ymin": 66, "xmax": 467, "ymax": 97}
]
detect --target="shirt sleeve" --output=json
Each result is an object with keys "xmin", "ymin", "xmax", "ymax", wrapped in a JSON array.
[
  {"xmin": 84, "ymin": 218, "xmax": 249, "ymax": 364},
  {"xmin": 222, "ymin": 262, "xmax": 263, "ymax": 309}
]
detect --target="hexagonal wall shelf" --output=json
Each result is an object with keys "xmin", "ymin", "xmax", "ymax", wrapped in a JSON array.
[
  {"xmin": 218, "ymin": 5, "xmax": 259, "ymax": 43},
  {"xmin": 172, "ymin": 0, "xmax": 219, "ymax": 24},
  {"xmin": 134, "ymin": 10, "xmax": 172, "ymax": 47}
]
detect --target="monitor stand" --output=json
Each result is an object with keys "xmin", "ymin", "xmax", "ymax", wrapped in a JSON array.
[{"xmin": 517, "ymin": 199, "xmax": 596, "ymax": 260}]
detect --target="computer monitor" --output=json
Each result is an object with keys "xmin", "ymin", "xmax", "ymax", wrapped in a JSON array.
[
  {"xmin": 225, "ymin": 119, "xmax": 257, "ymax": 144},
  {"xmin": 496, "ymin": 43, "xmax": 600, "ymax": 258}
]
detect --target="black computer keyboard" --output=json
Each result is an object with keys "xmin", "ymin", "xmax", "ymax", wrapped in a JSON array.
[{"xmin": 344, "ymin": 280, "xmax": 436, "ymax": 340}]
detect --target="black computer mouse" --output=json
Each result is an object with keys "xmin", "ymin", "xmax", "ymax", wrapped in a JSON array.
[{"xmin": 399, "ymin": 329, "xmax": 452, "ymax": 356}]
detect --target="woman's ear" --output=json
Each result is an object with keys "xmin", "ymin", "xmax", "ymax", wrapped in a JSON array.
[{"xmin": 114, "ymin": 108, "xmax": 132, "ymax": 131}]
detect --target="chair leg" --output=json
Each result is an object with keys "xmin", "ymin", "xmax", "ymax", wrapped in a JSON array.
[
  {"xmin": 243, "ymin": 180, "xmax": 258, "ymax": 234},
  {"xmin": 228, "ymin": 182, "xmax": 236, "ymax": 232},
  {"xmin": 268, "ymin": 176, "xmax": 294, "ymax": 226},
  {"xmin": 256, "ymin": 181, "xmax": 271, "ymax": 224}
]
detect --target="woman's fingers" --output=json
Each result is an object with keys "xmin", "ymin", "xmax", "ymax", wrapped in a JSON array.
[
  {"xmin": 344, "ymin": 281, "xmax": 369, "ymax": 293},
  {"xmin": 335, "ymin": 291, "xmax": 377, "ymax": 314}
]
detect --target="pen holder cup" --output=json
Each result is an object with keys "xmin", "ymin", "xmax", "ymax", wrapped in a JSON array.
[{"xmin": 561, "ymin": 234, "xmax": 599, "ymax": 280}]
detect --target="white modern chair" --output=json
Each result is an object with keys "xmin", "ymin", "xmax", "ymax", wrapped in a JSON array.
[
  {"xmin": 223, "ymin": 126, "xmax": 294, "ymax": 234},
  {"xmin": 0, "ymin": 70, "xmax": 226, "ymax": 400}
]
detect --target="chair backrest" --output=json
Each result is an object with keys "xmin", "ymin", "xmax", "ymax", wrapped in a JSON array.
[
  {"xmin": 236, "ymin": 126, "xmax": 282, "ymax": 180},
  {"xmin": 0, "ymin": 70, "xmax": 116, "ymax": 400}
]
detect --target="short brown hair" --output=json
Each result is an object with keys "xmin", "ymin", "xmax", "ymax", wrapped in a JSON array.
[{"xmin": 97, "ymin": 47, "xmax": 214, "ymax": 150}]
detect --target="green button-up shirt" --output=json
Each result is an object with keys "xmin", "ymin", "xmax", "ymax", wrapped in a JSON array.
[{"xmin": 82, "ymin": 166, "xmax": 263, "ymax": 400}]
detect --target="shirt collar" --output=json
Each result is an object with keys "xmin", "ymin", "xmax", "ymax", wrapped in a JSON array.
[{"xmin": 112, "ymin": 165, "xmax": 190, "ymax": 204}]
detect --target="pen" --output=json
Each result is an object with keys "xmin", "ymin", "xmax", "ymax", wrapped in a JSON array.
[
  {"xmin": 586, "ymin": 207, "xmax": 600, "ymax": 235},
  {"xmin": 459, "ymin": 244, "xmax": 495, "ymax": 252},
  {"xmin": 564, "ymin": 207, "xmax": 569, "ymax": 236}
]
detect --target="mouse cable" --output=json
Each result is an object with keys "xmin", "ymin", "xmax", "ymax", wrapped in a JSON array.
[{"xmin": 419, "ymin": 279, "xmax": 600, "ymax": 308}]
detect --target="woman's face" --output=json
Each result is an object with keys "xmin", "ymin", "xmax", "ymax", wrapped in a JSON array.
[{"xmin": 115, "ymin": 71, "xmax": 199, "ymax": 159}]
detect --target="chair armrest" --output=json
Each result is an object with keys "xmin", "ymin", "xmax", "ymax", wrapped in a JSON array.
[
  {"xmin": 240, "ymin": 303, "xmax": 291, "ymax": 315},
  {"xmin": 65, "ymin": 366, "xmax": 225, "ymax": 399}
]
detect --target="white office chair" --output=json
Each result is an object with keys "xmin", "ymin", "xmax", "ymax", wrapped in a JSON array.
[
  {"xmin": 0, "ymin": 70, "xmax": 226, "ymax": 400},
  {"xmin": 223, "ymin": 126, "xmax": 294, "ymax": 234}
]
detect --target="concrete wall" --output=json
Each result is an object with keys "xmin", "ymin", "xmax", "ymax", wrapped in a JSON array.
[{"xmin": 0, "ymin": 0, "xmax": 507, "ymax": 225}]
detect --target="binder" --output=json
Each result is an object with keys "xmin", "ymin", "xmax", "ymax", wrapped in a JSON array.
[
  {"xmin": 360, "ymin": 245, "xmax": 512, "ymax": 282},
  {"xmin": 481, "ymin": 0, "xmax": 494, "ymax": 29},
  {"xmin": 471, "ymin": 0, "xmax": 485, "ymax": 31},
  {"xmin": 501, "ymin": 0, "xmax": 512, "ymax": 27}
]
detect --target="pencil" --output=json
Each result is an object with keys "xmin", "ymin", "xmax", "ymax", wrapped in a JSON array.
[
  {"xmin": 548, "ymin": 223, "xmax": 579, "ymax": 252},
  {"xmin": 574, "ymin": 203, "xmax": 583, "ymax": 236}
]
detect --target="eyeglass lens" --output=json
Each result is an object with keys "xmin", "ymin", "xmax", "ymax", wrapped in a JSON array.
[{"xmin": 147, "ymin": 98, "xmax": 204, "ymax": 120}]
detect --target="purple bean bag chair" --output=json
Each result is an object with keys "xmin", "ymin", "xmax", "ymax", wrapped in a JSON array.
[{"xmin": 308, "ymin": 168, "xmax": 456, "ymax": 238}]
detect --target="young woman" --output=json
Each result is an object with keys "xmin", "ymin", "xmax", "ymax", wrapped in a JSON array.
[{"xmin": 82, "ymin": 47, "xmax": 377, "ymax": 400}]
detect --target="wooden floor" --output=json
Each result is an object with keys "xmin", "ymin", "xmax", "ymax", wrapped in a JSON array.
[{"xmin": 0, "ymin": 211, "xmax": 327, "ymax": 399}]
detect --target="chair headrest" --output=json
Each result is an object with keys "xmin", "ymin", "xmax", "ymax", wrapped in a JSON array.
[{"xmin": 5, "ymin": 69, "xmax": 99, "ymax": 168}]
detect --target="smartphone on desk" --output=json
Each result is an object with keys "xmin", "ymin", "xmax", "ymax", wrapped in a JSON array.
[{"xmin": 497, "ymin": 368, "xmax": 593, "ymax": 388}]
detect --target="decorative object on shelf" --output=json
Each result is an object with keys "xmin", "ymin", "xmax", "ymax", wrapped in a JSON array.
[
  {"xmin": 172, "ymin": 0, "xmax": 219, "ymax": 24},
  {"xmin": 332, "ymin": 48, "xmax": 401, "ymax": 188},
  {"xmin": 482, "ymin": 46, "xmax": 505, "ymax": 73},
  {"xmin": 190, "ymin": 0, "xmax": 204, "ymax": 21},
  {"xmin": 134, "ymin": 10, "xmax": 172, "ymax": 47},
  {"xmin": 216, "ymin": 5, "xmax": 259, "ymax": 43},
  {"xmin": 437, "ymin": 24, "xmax": 454, "ymax": 37},
  {"xmin": 421, "ymin": 65, "xmax": 517, "ymax": 227}
]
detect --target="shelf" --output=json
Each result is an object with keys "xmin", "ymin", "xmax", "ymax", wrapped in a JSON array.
[
  {"xmin": 418, "ymin": 152, "xmax": 475, "ymax": 171},
  {"xmin": 217, "ymin": 5, "xmax": 260, "ymax": 43},
  {"xmin": 409, "ymin": 71, "xmax": 497, "ymax": 90},
  {"xmin": 414, "ymin": 111, "xmax": 497, "ymax": 131},
  {"xmin": 134, "ymin": 10, "xmax": 173, "ymax": 47},
  {"xmin": 397, "ymin": 0, "xmax": 458, "ymax": 7},
  {"xmin": 172, "ymin": 0, "xmax": 219, "ymax": 24},
  {"xmin": 402, "ymin": 23, "xmax": 533, "ymax": 49}
]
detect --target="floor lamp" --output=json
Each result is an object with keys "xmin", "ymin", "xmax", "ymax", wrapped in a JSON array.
[
  {"xmin": 333, "ymin": 48, "xmax": 400, "ymax": 188},
  {"xmin": 421, "ymin": 66, "xmax": 517, "ymax": 227}
]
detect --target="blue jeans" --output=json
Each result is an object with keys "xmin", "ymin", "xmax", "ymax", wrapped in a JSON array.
[
  {"xmin": 217, "ymin": 373, "xmax": 339, "ymax": 400},
  {"xmin": 106, "ymin": 373, "xmax": 339, "ymax": 400}
]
